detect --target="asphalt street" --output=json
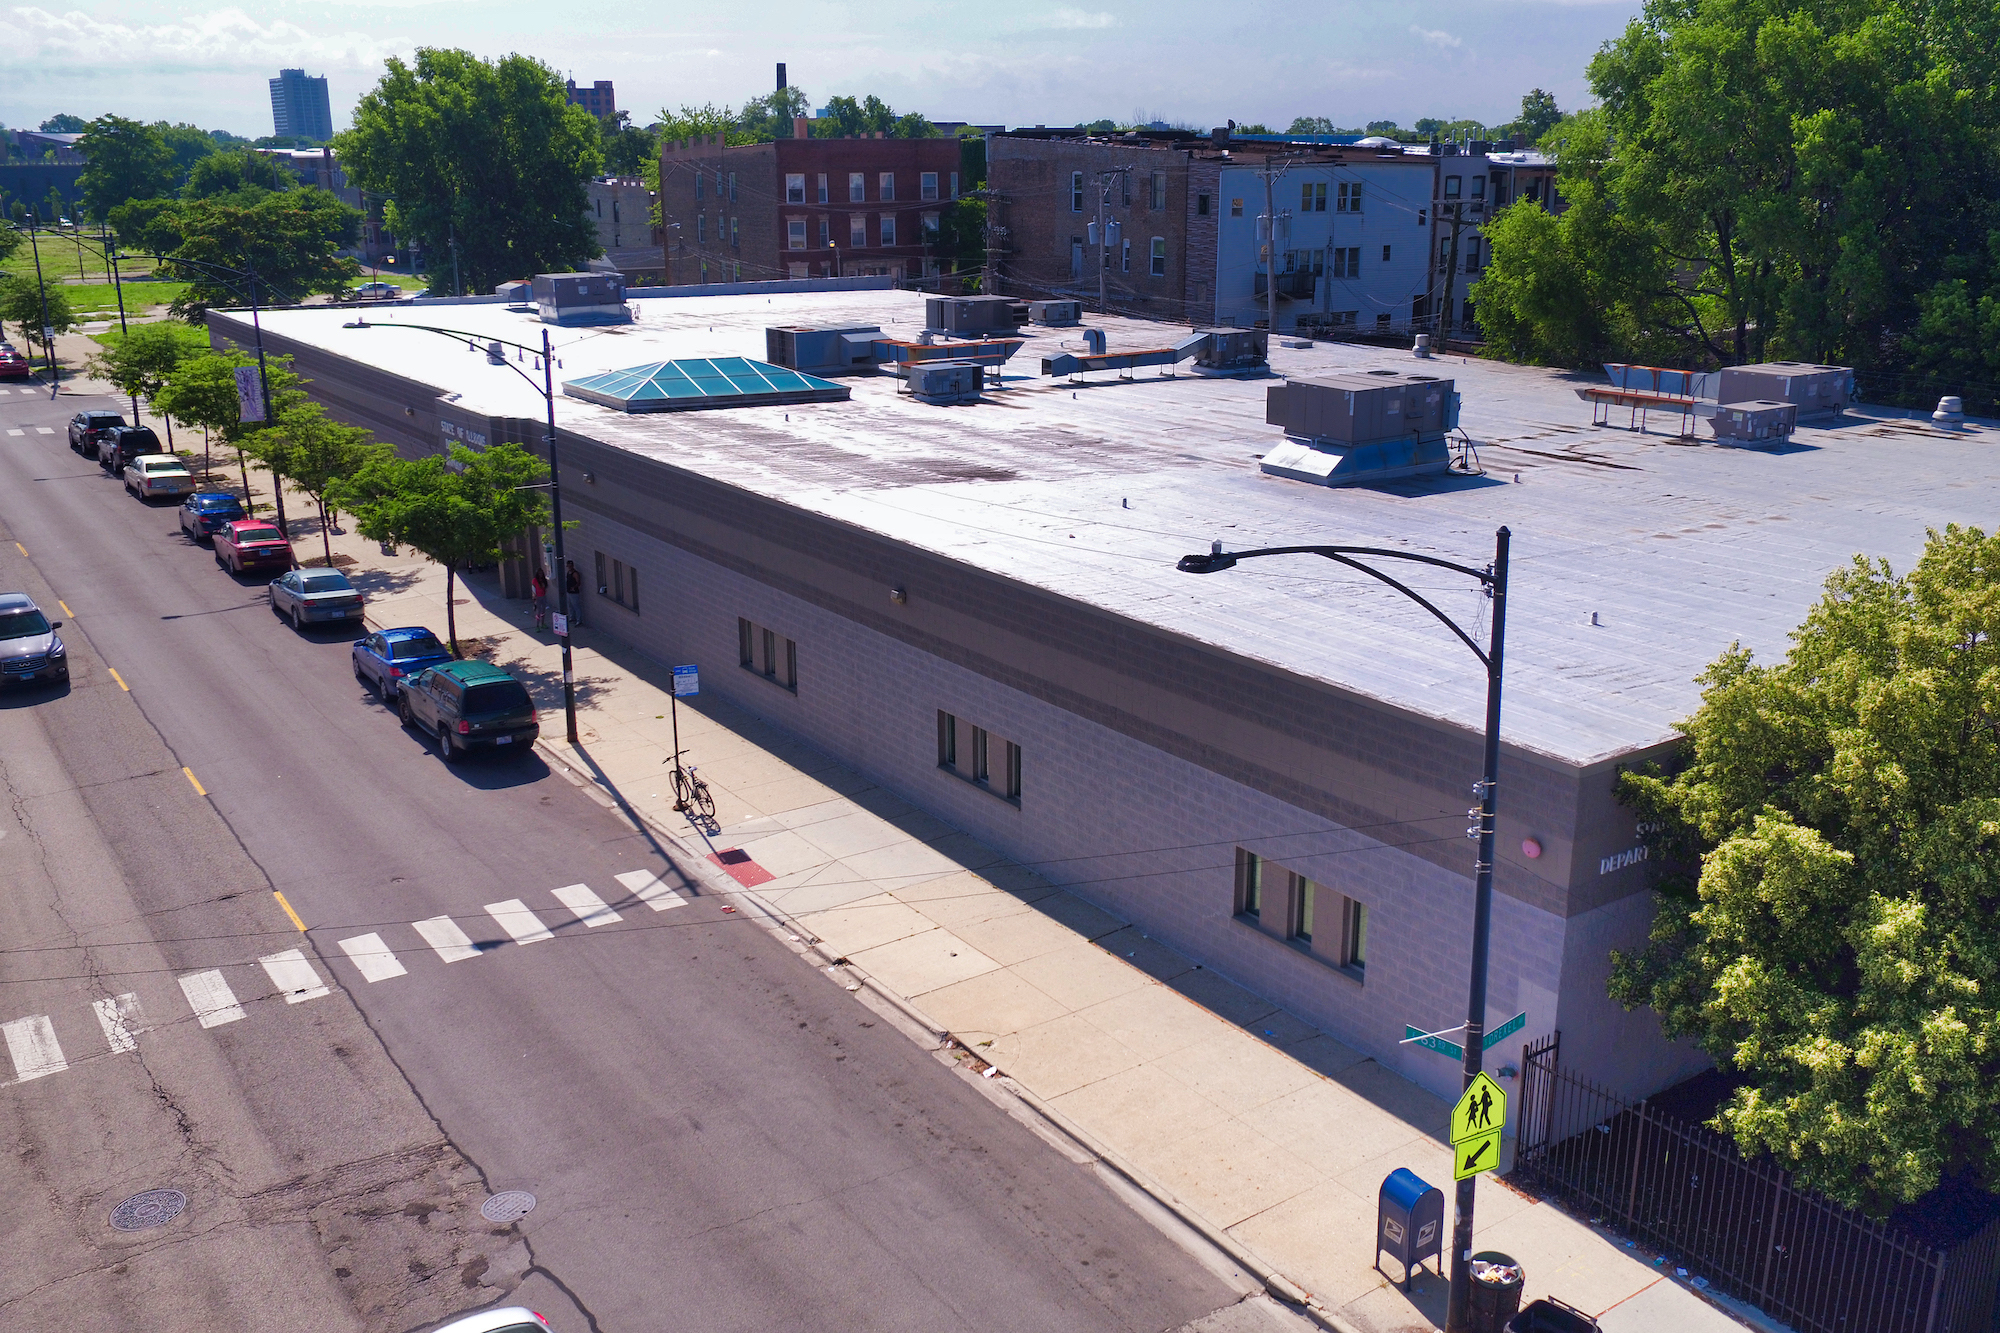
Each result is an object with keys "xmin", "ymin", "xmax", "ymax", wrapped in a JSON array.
[{"xmin": 0, "ymin": 384, "xmax": 1251, "ymax": 1333}]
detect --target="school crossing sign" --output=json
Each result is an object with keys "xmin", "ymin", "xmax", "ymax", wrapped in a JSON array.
[{"xmin": 1449, "ymin": 1072, "xmax": 1507, "ymax": 1181}]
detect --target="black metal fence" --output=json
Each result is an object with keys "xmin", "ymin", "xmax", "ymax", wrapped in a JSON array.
[{"xmin": 1513, "ymin": 1035, "xmax": 2000, "ymax": 1333}]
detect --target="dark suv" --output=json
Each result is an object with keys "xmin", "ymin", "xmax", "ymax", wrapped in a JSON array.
[
  {"xmin": 68, "ymin": 411, "xmax": 126, "ymax": 458},
  {"xmin": 98, "ymin": 426, "xmax": 164, "ymax": 476},
  {"xmin": 397, "ymin": 660, "xmax": 540, "ymax": 762}
]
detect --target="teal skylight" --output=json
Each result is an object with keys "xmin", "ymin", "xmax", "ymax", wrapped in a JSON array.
[{"xmin": 561, "ymin": 357, "xmax": 851, "ymax": 413}]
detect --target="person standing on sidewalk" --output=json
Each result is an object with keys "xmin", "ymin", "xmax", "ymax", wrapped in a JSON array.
[
  {"xmin": 565, "ymin": 561, "xmax": 584, "ymax": 627},
  {"xmin": 531, "ymin": 566, "xmax": 550, "ymax": 632}
]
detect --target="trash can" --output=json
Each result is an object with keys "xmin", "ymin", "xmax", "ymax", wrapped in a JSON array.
[
  {"xmin": 1506, "ymin": 1296, "xmax": 1600, "ymax": 1333},
  {"xmin": 1468, "ymin": 1250, "xmax": 1525, "ymax": 1333}
]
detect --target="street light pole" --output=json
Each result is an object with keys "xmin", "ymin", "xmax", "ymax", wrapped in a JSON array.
[
  {"xmin": 541, "ymin": 326, "xmax": 579, "ymax": 743},
  {"xmin": 1178, "ymin": 527, "xmax": 1510, "ymax": 1333},
  {"xmin": 24, "ymin": 219, "xmax": 58, "ymax": 396}
]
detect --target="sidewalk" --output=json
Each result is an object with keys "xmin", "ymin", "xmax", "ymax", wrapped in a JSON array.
[{"xmin": 281, "ymin": 499, "xmax": 1751, "ymax": 1333}]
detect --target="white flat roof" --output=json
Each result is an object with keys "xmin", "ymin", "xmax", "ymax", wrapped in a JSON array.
[{"xmin": 244, "ymin": 290, "xmax": 1999, "ymax": 766}]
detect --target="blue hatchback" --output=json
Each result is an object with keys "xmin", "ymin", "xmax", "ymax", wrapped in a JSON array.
[
  {"xmin": 178, "ymin": 492, "xmax": 247, "ymax": 542},
  {"xmin": 352, "ymin": 626, "xmax": 455, "ymax": 698}
]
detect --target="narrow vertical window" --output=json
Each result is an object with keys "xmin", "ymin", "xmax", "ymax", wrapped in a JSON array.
[
  {"xmin": 937, "ymin": 710, "xmax": 957, "ymax": 767},
  {"xmin": 738, "ymin": 617, "xmax": 753, "ymax": 667},
  {"xmin": 1344, "ymin": 898, "xmax": 1369, "ymax": 976},
  {"xmin": 1004, "ymin": 741, "xmax": 1022, "ymax": 800},
  {"xmin": 971, "ymin": 725, "xmax": 989, "ymax": 782},
  {"xmin": 1237, "ymin": 849, "xmax": 1263, "ymax": 918},
  {"xmin": 1295, "ymin": 876, "xmax": 1316, "ymax": 943}
]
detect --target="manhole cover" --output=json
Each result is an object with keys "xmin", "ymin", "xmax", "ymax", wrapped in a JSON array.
[
  {"xmin": 110, "ymin": 1189, "xmax": 187, "ymax": 1232},
  {"xmin": 480, "ymin": 1190, "xmax": 536, "ymax": 1224}
]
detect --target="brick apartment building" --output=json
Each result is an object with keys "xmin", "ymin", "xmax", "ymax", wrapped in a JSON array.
[
  {"xmin": 587, "ymin": 176, "xmax": 664, "ymax": 281},
  {"xmin": 658, "ymin": 126, "xmax": 964, "ymax": 286},
  {"xmin": 566, "ymin": 79, "xmax": 617, "ymax": 119}
]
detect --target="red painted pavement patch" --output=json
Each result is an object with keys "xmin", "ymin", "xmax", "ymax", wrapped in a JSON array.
[{"xmin": 707, "ymin": 848, "xmax": 775, "ymax": 888}]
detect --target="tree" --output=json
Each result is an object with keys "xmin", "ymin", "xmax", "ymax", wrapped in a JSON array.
[
  {"xmin": 1611, "ymin": 525, "xmax": 2000, "ymax": 1212},
  {"xmin": 1516, "ymin": 89, "xmax": 1563, "ymax": 143},
  {"xmin": 183, "ymin": 150, "xmax": 291, "ymax": 200},
  {"xmin": 816, "ymin": 95, "xmax": 897, "ymax": 138},
  {"xmin": 598, "ymin": 112, "xmax": 658, "ymax": 176},
  {"xmin": 739, "ymin": 88, "xmax": 812, "ymax": 140},
  {"xmin": 77, "ymin": 116, "xmax": 178, "ymax": 219},
  {"xmin": 337, "ymin": 49, "xmax": 602, "ymax": 296},
  {"xmin": 0, "ymin": 278, "xmax": 74, "ymax": 370},
  {"xmin": 1366, "ymin": 120, "xmax": 1402, "ymax": 134},
  {"xmin": 155, "ymin": 122, "xmax": 220, "ymax": 183},
  {"xmin": 655, "ymin": 102, "xmax": 755, "ymax": 148},
  {"xmin": 1288, "ymin": 116, "xmax": 1340, "ymax": 135},
  {"xmin": 39, "ymin": 114, "xmax": 87, "ymax": 133},
  {"xmin": 161, "ymin": 188, "xmax": 362, "ymax": 319},
  {"xmin": 88, "ymin": 322, "xmax": 208, "ymax": 444},
  {"xmin": 274, "ymin": 402, "xmax": 386, "ymax": 565},
  {"xmin": 156, "ymin": 350, "xmax": 308, "ymax": 518},
  {"xmin": 333, "ymin": 443, "xmax": 552, "ymax": 655}
]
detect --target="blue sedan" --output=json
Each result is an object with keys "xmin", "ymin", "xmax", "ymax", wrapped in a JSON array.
[
  {"xmin": 178, "ymin": 492, "xmax": 247, "ymax": 542},
  {"xmin": 352, "ymin": 626, "xmax": 454, "ymax": 698}
]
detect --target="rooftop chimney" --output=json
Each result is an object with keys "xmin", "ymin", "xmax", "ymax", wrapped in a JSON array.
[
  {"xmin": 776, "ymin": 62, "xmax": 786, "ymax": 92},
  {"xmin": 794, "ymin": 116, "xmax": 810, "ymax": 140}
]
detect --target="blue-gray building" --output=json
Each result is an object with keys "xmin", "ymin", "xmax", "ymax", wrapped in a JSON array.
[{"xmin": 269, "ymin": 69, "xmax": 334, "ymax": 143}]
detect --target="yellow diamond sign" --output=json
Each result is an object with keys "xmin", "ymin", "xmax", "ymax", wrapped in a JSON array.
[{"xmin": 1449, "ymin": 1072, "xmax": 1507, "ymax": 1145}]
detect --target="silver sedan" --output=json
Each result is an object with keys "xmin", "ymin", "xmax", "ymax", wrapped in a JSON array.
[{"xmin": 269, "ymin": 568, "xmax": 365, "ymax": 630}]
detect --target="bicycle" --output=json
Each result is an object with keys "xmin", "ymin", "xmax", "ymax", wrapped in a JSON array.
[{"xmin": 664, "ymin": 750, "xmax": 715, "ymax": 822}]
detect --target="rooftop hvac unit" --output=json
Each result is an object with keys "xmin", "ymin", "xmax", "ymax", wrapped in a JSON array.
[
  {"xmin": 1029, "ymin": 300, "xmax": 1081, "ymax": 326},
  {"xmin": 1705, "ymin": 399, "xmax": 1797, "ymax": 446},
  {"xmin": 907, "ymin": 360, "xmax": 983, "ymax": 405},
  {"xmin": 531, "ymin": 272, "xmax": 631, "ymax": 326},
  {"xmin": 1191, "ymin": 328, "xmax": 1268, "ymax": 375},
  {"xmin": 494, "ymin": 279, "xmax": 531, "ymax": 302},
  {"xmin": 1715, "ymin": 362, "xmax": 1853, "ymax": 418},
  {"xmin": 764, "ymin": 325, "xmax": 883, "ymax": 376},
  {"xmin": 1259, "ymin": 371, "xmax": 1460, "ymax": 487},
  {"xmin": 924, "ymin": 295, "xmax": 1029, "ymax": 335}
]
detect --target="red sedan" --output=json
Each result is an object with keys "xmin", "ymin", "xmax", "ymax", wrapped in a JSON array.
[
  {"xmin": 213, "ymin": 520, "xmax": 294, "ymax": 576},
  {"xmin": 0, "ymin": 346, "xmax": 30, "ymax": 380}
]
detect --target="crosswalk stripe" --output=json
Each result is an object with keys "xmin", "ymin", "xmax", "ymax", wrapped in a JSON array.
[
  {"xmin": 4, "ymin": 429, "xmax": 22, "ymax": 438},
  {"xmin": 615, "ymin": 868, "xmax": 687, "ymax": 911},
  {"xmin": 34, "ymin": 427, "xmax": 53, "ymax": 435},
  {"xmin": 338, "ymin": 933, "xmax": 408, "ymax": 982},
  {"xmin": 259, "ymin": 949, "xmax": 331, "ymax": 1003},
  {"xmin": 552, "ymin": 883, "xmax": 622, "ymax": 928},
  {"xmin": 2, "ymin": 1015, "xmax": 68, "ymax": 1081},
  {"xmin": 93, "ymin": 993, "xmax": 144, "ymax": 1052},
  {"xmin": 179, "ymin": 970, "xmax": 246, "ymax": 1027},
  {"xmin": 413, "ymin": 915, "xmax": 481, "ymax": 963},
  {"xmin": 486, "ymin": 899, "xmax": 554, "ymax": 944}
]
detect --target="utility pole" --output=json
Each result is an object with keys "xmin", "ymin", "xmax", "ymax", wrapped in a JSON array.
[
  {"xmin": 1436, "ymin": 200, "xmax": 1472, "ymax": 349},
  {"xmin": 25, "ymin": 218, "xmax": 57, "ymax": 396},
  {"xmin": 1256, "ymin": 153, "xmax": 1301, "ymax": 336},
  {"xmin": 1093, "ymin": 166, "xmax": 1132, "ymax": 315}
]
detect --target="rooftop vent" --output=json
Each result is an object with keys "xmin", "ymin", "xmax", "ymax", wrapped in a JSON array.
[
  {"xmin": 1705, "ymin": 399, "xmax": 1798, "ymax": 446},
  {"xmin": 765, "ymin": 325, "xmax": 883, "ymax": 376},
  {"xmin": 907, "ymin": 360, "xmax": 983, "ymax": 405},
  {"xmin": 1716, "ymin": 363, "xmax": 1853, "ymax": 418},
  {"xmin": 1028, "ymin": 300, "xmax": 1081, "ymax": 327},
  {"xmin": 926, "ymin": 295, "xmax": 1029, "ymax": 336},
  {"xmin": 1259, "ymin": 371, "xmax": 1460, "ymax": 487},
  {"xmin": 531, "ymin": 272, "xmax": 630, "ymax": 326},
  {"xmin": 562, "ymin": 358, "xmax": 850, "ymax": 413},
  {"xmin": 1189, "ymin": 328, "xmax": 1268, "ymax": 376}
]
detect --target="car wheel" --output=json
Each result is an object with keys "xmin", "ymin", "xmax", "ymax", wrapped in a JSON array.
[
  {"xmin": 353, "ymin": 656, "xmax": 367, "ymax": 687},
  {"xmin": 292, "ymin": 606, "xmax": 304, "ymax": 631},
  {"xmin": 397, "ymin": 694, "xmax": 413, "ymax": 726},
  {"xmin": 438, "ymin": 725, "xmax": 459, "ymax": 763}
]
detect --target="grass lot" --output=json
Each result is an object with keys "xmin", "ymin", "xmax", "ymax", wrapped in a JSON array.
[{"xmin": 63, "ymin": 282, "xmax": 191, "ymax": 318}]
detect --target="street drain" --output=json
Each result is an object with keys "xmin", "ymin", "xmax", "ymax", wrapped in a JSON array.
[
  {"xmin": 480, "ymin": 1191, "xmax": 536, "ymax": 1224},
  {"xmin": 110, "ymin": 1189, "xmax": 187, "ymax": 1232}
]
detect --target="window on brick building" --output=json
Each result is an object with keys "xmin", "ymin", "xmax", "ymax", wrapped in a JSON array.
[
  {"xmin": 1235, "ymin": 850, "xmax": 1367, "ymax": 979},
  {"xmin": 1382, "ymin": 244, "xmax": 1392, "ymax": 262},
  {"xmin": 850, "ymin": 213, "xmax": 867, "ymax": 246},
  {"xmin": 1197, "ymin": 193, "xmax": 1210, "ymax": 216},
  {"xmin": 1119, "ymin": 171, "xmax": 1130, "ymax": 205},
  {"xmin": 1150, "ymin": 236, "xmax": 1166, "ymax": 276},
  {"xmin": 695, "ymin": 171, "xmax": 704, "ymax": 200},
  {"xmin": 789, "ymin": 262, "xmax": 808, "ymax": 278},
  {"xmin": 787, "ymin": 218, "xmax": 807, "ymax": 249},
  {"xmin": 786, "ymin": 173, "xmax": 805, "ymax": 204},
  {"xmin": 817, "ymin": 173, "xmax": 829, "ymax": 203},
  {"xmin": 594, "ymin": 552, "xmax": 638, "ymax": 612},
  {"xmin": 879, "ymin": 172, "xmax": 895, "ymax": 201},
  {"xmin": 738, "ymin": 618, "xmax": 797, "ymax": 691},
  {"xmin": 1072, "ymin": 171, "xmax": 1084, "ymax": 212},
  {"xmin": 1444, "ymin": 175, "xmax": 1461, "ymax": 198},
  {"xmin": 922, "ymin": 211, "xmax": 939, "ymax": 241},
  {"xmin": 937, "ymin": 710, "xmax": 1021, "ymax": 803},
  {"xmin": 697, "ymin": 214, "xmax": 706, "ymax": 243},
  {"xmin": 949, "ymin": 171, "xmax": 960, "ymax": 199},
  {"xmin": 728, "ymin": 171, "xmax": 738, "ymax": 202},
  {"xmin": 1471, "ymin": 176, "xmax": 1485, "ymax": 199},
  {"xmin": 850, "ymin": 172, "xmax": 865, "ymax": 202},
  {"xmin": 819, "ymin": 216, "xmax": 830, "ymax": 245},
  {"xmin": 920, "ymin": 171, "xmax": 939, "ymax": 200},
  {"xmin": 1121, "ymin": 236, "xmax": 1131, "ymax": 272},
  {"xmin": 880, "ymin": 214, "xmax": 896, "ymax": 246},
  {"xmin": 730, "ymin": 216, "xmax": 739, "ymax": 248},
  {"xmin": 1151, "ymin": 170, "xmax": 1167, "ymax": 209}
]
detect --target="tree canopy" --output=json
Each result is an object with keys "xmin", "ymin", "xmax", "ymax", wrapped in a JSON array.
[
  {"xmin": 274, "ymin": 402, "xmax": 386, "ymax": 565},
  {"xmin": 337, "ymin": 49, "xmax": 602, "ymax": 295},
  {"xmin": 1476, "ymin": 0, "xmax": 2000, "ymax": 405},
  {"xmin": 0, "ymin": 278, "xmax": 74, "ymax": 365},
  {"xmin": 813, "ymin": 95, "xmax": 937, "ymax": 139},
  {"xmin": 183, "ymin": 150, "xmax": 291, "ymax": 200},
  {"xmin": 88, "ymin": 322, "xmax": 209, "ymax": 443},
  {"xmin": 1612, "ymin": 525, "xmax": 2000, "ymax": 1211},
  {"xmin": 78, "ymin": 116, "xmax": 179, "ymax": 220},
  {"xmin": 156, "ymin": 189, "xmax": 362, "ymax": 318}
]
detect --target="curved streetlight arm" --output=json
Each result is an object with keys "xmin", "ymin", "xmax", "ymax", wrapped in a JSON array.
[
  {"xmin": 343, "ymin": 317, "xmax": 558, "ymax": 402},
  {"xmin": 1177, "ymin": 542, "xmax": 1495, "ymax": 668}
]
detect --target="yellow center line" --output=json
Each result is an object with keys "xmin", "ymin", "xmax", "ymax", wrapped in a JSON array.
[
  {"xmin": 107, "ymin": 667, "xmax": 129, "ymax": 691},
  {"xmin": 182, "ymin": 766, "xmax": 207, "ymax": 797},
  {"xmin": 273, "ymin": 891, "xmax": 307, "ymax": 933},
  {"xmin": 12, "ymin": 542, "xmax": 24, "ymax": 557},
  {"xmin": 57, "ymin": 600, "xmax": 72, "ymax": 617}
]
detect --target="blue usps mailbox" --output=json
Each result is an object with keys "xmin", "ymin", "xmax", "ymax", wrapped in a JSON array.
[{"xmin": 1375, "ymin": 1167, "xmax": 1445, "ymax": 1291}]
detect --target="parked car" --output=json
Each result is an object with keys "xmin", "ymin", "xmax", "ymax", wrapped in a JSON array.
[
  {"xmin": 68, "ymin": 410, "xmax": 125, "ymax": 453},
  {"xmin": 352, "ymin": 626, "xmax": 453, "ymax": 697},
  {"xmin": 124, "ymin": 453, "xmax": 195, "ymax": 501},
  {"xmin": 432, "ymin": 1308, "xmax": 552, "ymax": 1333},
  {"xmin": 268, "ymin": 567, "xmax": 365, "ymax": 629},
  {"xmin": 0, "ymin": 593, "xmax": 69, "ymax": 688},
  {"xmin": 0, "ymin": 346, "xmax": 30, "ymax": 380},
  {"xmin": 98, "ymin": 425, "xmax": 164, "ymax": 476},
  {"xmin": 398, "ymin": 659, "xmax": 539, "ymax": 761},
  {"xmin": 177, "ymin": 492, "xmax": 247, "ymax": 541},
  {"xmin": 354, "ymin": 281, "xmax": 401, "ymax": 299},
  {"xmin": 213, "ymin": 520, "xmax": 294, "ymax": 575}
]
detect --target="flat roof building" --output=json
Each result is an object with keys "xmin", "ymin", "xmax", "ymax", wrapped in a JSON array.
[
  {"xmin": 566, "ymin": 79, "xmax": 617, "ymax": 120},
  {"xmin": 269, "ymin": 69, "xmax": 334, "ymax": 143},
  {"xmin": 208, "ymin": 287, "xmax": 1995, "ymax": 1111}
]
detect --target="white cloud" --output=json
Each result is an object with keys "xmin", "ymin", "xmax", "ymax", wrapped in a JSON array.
[
  {"xmin": 1411, "ymin": 25, "xmax": 1463, "ymax": 48},
  {"xmin": 1045, "ymin": 8, "xmax": 1117, "ymax": 28},
  {"xmin": 2, "ymin": 7, "xmax": 407, "ymax": 72}
]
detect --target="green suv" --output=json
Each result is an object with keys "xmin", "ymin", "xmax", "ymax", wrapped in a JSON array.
[{"xmin": 397, "ymin": 659, "xmax": 540, "ymax": 761}]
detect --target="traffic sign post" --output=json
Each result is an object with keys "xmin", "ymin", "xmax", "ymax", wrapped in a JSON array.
[{"xmin": 667, "ymin": 665, "xmax": 699, "ymax": 805}]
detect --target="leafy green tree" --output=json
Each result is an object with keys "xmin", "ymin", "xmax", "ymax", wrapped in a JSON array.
[
  {"xmin": 337, "ymin": 49, "xmax": 602, "ymax": 295},
  {"xmin": 816, "ymin": 94, "xmax": 896, "ymax": 138},
  {"xmin": 105, "ymin": 196, "xmax": 186, "ymax": 256},
  {"xmin": 161, "ymin": 188, "xmax": 362, "ymax": 318},
  {"xmin": 598, "ymin": 112, "xmax": 658, "ymax": 175},
  {"xmin": 183, "ymin": 150, "xmax": 291, "ymax": 200},
  {"xmin": 1515, "ymin": 89, "xmax": 1563, "ymax": 143},
  {"xmin": 1236, "ymin": 123, "xmax": 1272, "ymax": 135},
  {"xmin": 333, "ymin": 443, "xmax": 552, "ymax": 655},
  {"xmin": 1288, "ymin": 116, "xmax": 1340, "ymax": 135},
  {"xmin": 1414, "ymin": 118, "xmax": 1446, "ymax": 135},
  {"xmin": 39, "ymin": 114, "xmax": 87, "ymax": 133},
  {"xmin": 1366, "ymin": 120, "xmax": 1402, "ymax": 134},
  {"xmin": 0, "ymin": 277, "xmax": 74, "ymax": 370},
  {"xmin": 739, "ymin": 88, "xmax": 812, "ymax": 140},
  {"xmin": 654, "ymin": 102, "xmax": 755, "ymax": 148},
  {"xmin": 87, "ymin": 321, "xmax": 208, "ymax": 444},
  {"xmin": 273, "ymin": 402, "xmax": 386, "ymax": 565},
  {"xmin": 1611, "ymin": 525, "xmax": 2000, "ymax": 1211},
  {"xmin": 0, "ymin": 224, "xmax": 19, "ymax": 265},
  {"xmin": 892, "ymin": 112, "xmax": 940, "ymax": 139},
  {"xmin": 155, "ymin": 122, "xmax": 220, "ymax": 183},
  {"xmin": 77, "ymin": 116, "xmax": 178, "ymax": 219},
  {"xmin": 156, "ymin": 350, "xmax": 308, "ymax": 517}
]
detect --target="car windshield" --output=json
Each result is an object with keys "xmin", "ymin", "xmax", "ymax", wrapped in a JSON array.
[
  {"xmin": 391, "ymin": 634, "xmax": 447, "ymax": 659},
  {"xmin": 121, "ymin": 431, "xmax": 160, "ymax": 449},
  {"xmin": 235, "ymin": 527, "xmax": 283, "ymax": 544},
  {"xmin": 300, "ymin": 571, "xmax": 351, "ymax": 592},
  {"xmin": 0, "ymin": 610, "xmax": 51, "ymax": 640},
  {"xmin": 194, "ymin": 495, "xmax": 242, "ymax": 511},
  {"xmin": 89, "ymin": 415, "xmax": 123, "ymax": 426},
  {"xmin": 143, "ymin": 460, "xmax": 185, "ymax": 473},
  {"xmin": 463, "ymin": 681, "xmax": 532, "ymax": 714}
]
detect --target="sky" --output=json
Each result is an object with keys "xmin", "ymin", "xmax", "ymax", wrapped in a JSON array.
[{"xmin": 2, "ymin": 1, "xmax": 1645, "ymax": 140}]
